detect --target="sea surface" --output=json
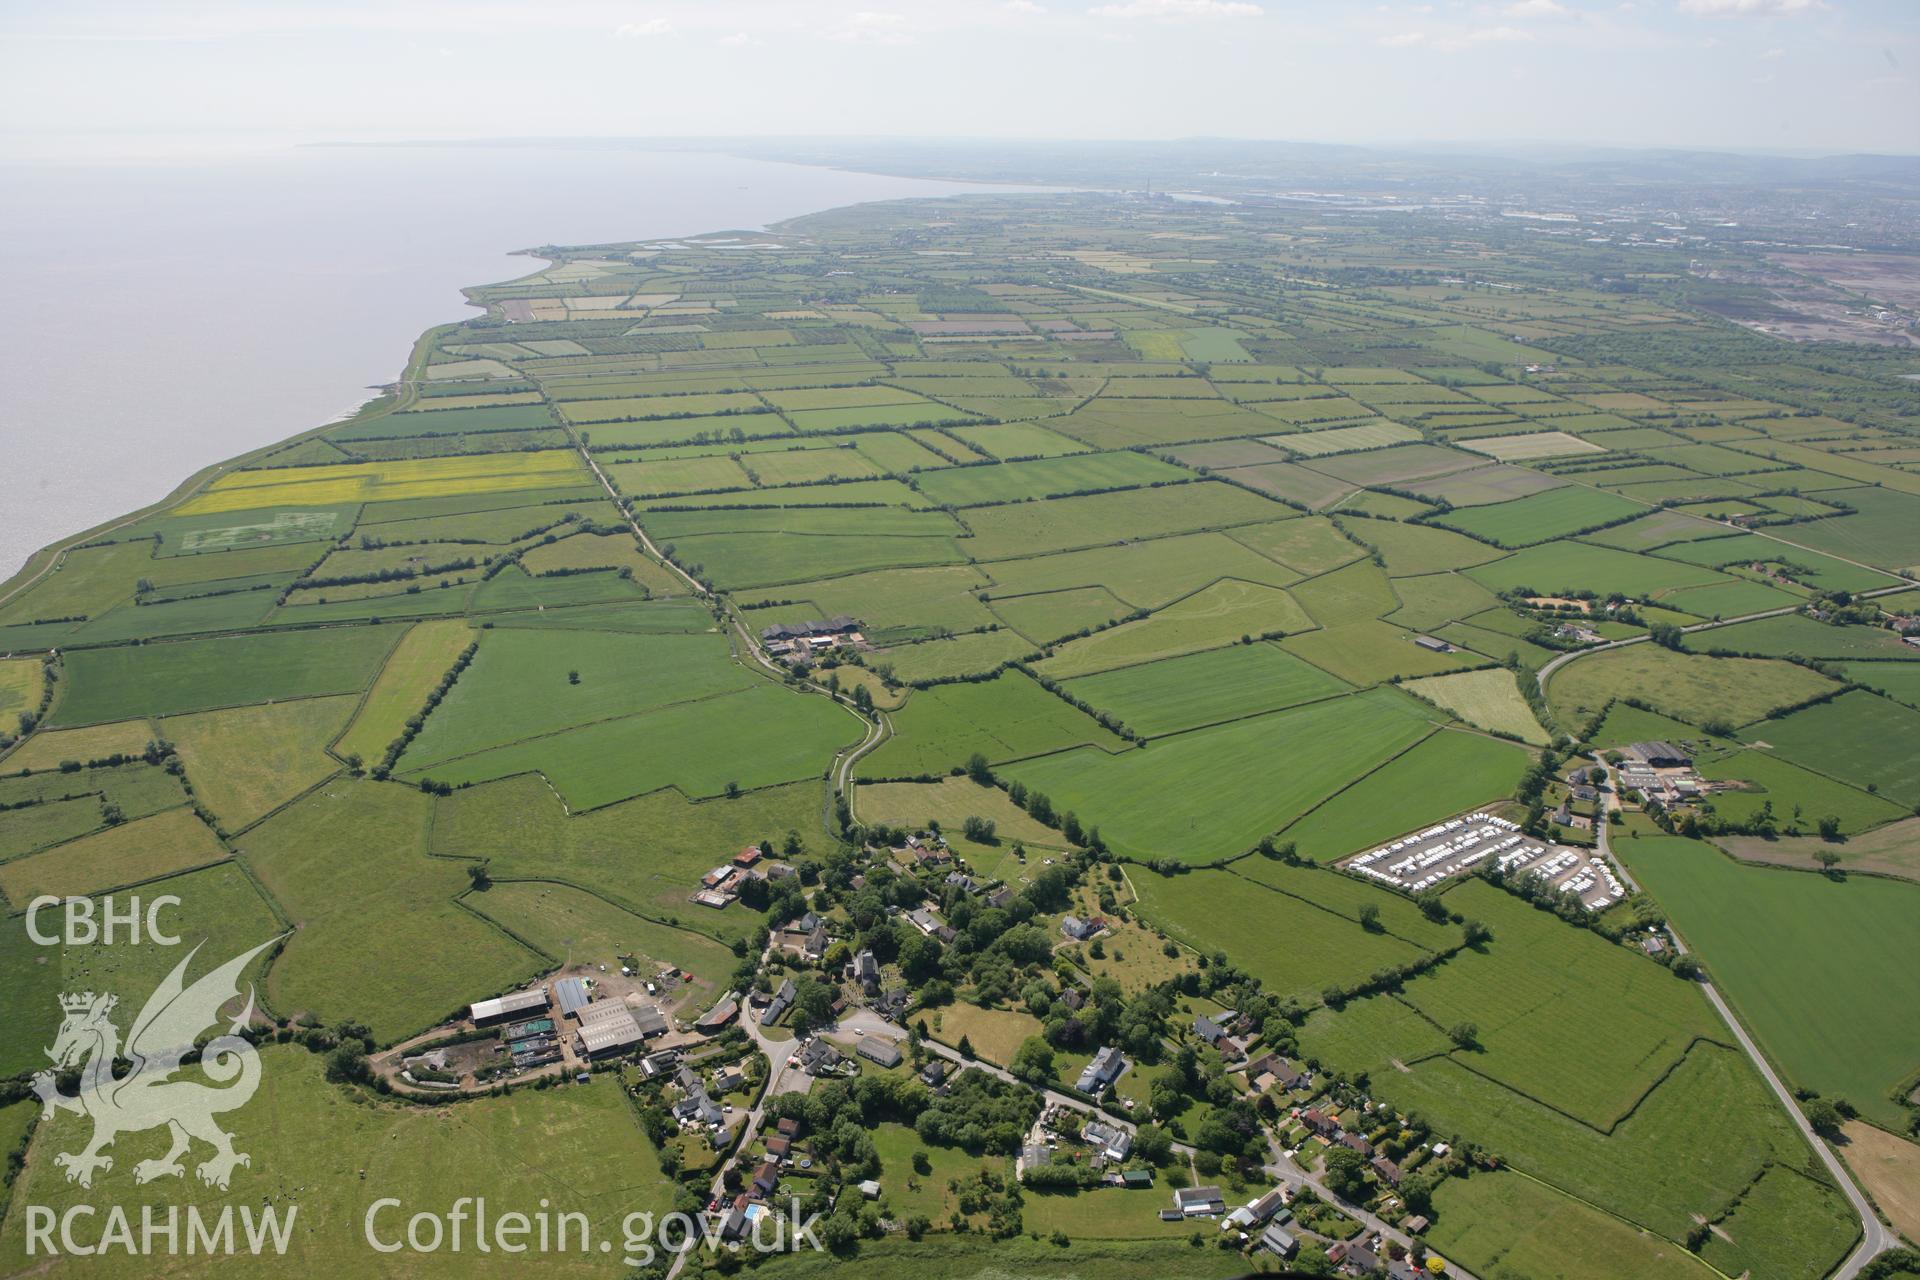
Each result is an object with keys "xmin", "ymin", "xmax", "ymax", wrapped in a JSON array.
[{"xmin": 0, "ymin": 144, "xmax": 1037, "ymax": 581}]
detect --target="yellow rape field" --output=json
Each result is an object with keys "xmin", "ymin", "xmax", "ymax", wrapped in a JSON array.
[{"xmin": 176, "ymin": 451, "xmax": 588, "ymax": 516}]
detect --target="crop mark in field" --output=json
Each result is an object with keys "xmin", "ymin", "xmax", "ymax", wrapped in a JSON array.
[{"xmin": 179, "ymin": 510, "xmax": 342, "ymax": 552}]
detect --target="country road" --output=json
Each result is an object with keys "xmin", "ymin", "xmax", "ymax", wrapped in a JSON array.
[
  {"xmin": 1534, "ymin": 578, "xmax": 1916, "ymax": 696},
  {"xmin": 1596, "ymin": 814, "xmax": 1892, "ymax": 1278},
  {"xmin": 580, "ymin": 435, "xmax": 890, "ymax": 815}
]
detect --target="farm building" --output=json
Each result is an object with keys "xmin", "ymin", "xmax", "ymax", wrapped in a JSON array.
[
  {"xmin": 1260, "ymin": 1223, "xmax": 1298, "ymax": 1258},
  {"xmin": 1174, "ymin": 1185, "xmax": 1226, "ymax": 1217},
  {"xmin": 574, "ymin": 1002, "xmax": 646, "ymax": 1057},
  {"xmin": 469, "ymin": 989, "xmax": 549, "ymax": 1026},
  {"xmin": 760, "ymin": 615, "xmax": 861, "ymax": 644},
  {"xmin": 1412, "ymin": 635, "xmax": 1455, "ymax": 653},
  {"xmin": 695, "ymin": 997, "xmax": 739, "ymax": 1034},
  {"xmin": 1630, "ymin": 740, "xmax": 1691, "ymax": 767},
  {"xmin": 553, "ymin": 977, "xmax": 592, "ymax": 1019}
]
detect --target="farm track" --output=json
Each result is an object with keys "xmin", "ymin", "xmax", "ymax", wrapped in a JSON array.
[{"xmin": 576, "ymin": 430, "xmax": 888, "ymax": 832}]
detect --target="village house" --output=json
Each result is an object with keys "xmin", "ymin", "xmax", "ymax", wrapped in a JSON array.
[
  {"xmin": 1077, "ymin": 1044, "xmax": 1127, "ymax": 1094},
  {"xmin": 1224, "ymin": 1186, "xmax": 1287, "ymax": 1232},
  {"xmin": 856, "ymin": 1036, "xmax": 902, "ymax": 1068},
  {"xmin": 798, "ymin": 1038, "xmax": 845, "ymax": 1076},
  {"xmin": 750, "ymin": 1162, "xmax": 779, "ymax": 1197},
  {"xmin": 759, "ymin": 978, "xmax": 796, "ymax": 1025},
  {"xmin": 1081, "ymin": 1119, "xmax": 1132, "ymax": 1161},
  {"xmin": 1247, "ymin": 1052, "xmax": 1309, "ymax": 1093},
  {"xmin": 1329, "ymin": 1238, "xmax": 1382, "ymax": 1272},
  {"xmin": 1060, "ymin": 914, "xmax": 1106, "ymax": 942}
]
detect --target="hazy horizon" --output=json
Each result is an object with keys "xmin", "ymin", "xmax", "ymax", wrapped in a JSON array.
[{"xmin": 3, "ymin": 1, "xmax": 1915, "ymax": 158}]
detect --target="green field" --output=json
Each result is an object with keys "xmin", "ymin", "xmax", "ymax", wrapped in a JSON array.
[
  {"xmin": 910, "ymin": 451, "xmax": 1192, "ymax": 507},
  {"xmin": 1032, "ymin": 579, "xmax": 1314, "ymax": 679},
  {"xmin": 1281, "ymin": 619, "xmax": 1481, "ymax": 685},
  {"xmin": 52, "ymin": 626, "xmax": 403, "ymax": 725},
  {"xmin": 1005, "ymin": 688, "xmax": 1435, "ymax": 862},
  {"xmin": 162, "ymin": 695, "xmax": 357, "ymax": 830},
  {"xmin": 1059, "ymin": 642, "xmax": 1349, "ymax": 736},
  {"xmin": 1132, "ymin": 866, "xmax": 1436, "ymax": 1001},
  {"xmin": 1466, "ymin": 542, "xmax": 1729, "ymax": 598},
  {"xmin": 1696, "ymin": 613, "xmax": 1920, "ymax": 660},
  {"xmin": 1741, "ymin": 690, "xmax": 1920, "ymax": 806},
  {"xmin": 433, "ymin": 774, "xmax": 826, "ymax": 947},
  {"xmin": 1616, "ymin": 835, "xmax": 1920, "ymax": 1128},
  {"xmin": 1273, "ymin": 727, "xmax": 1530, "ymax": 862},
  {"xmin": 1548, "ymin": 643, "xmax": 1838, "ymax": 728},
  {"xmin": 465, "ymin": 879, "xmax": 735, "ymax": 980},
  {"xmin": 958, "ymin": 482, "xmax": 1286, "ymax": 560},
  {"xmin": 1403, "ymin": 667, "xmax": 1549, "ymax": 742},
  {"xmin": 1427, "ymin": 1171, "xmax": 1722, "ymax": 1280},
  {"xmin": 1695, "ymin": 748, "xmax": 1906, "ymax": 835},
  {"xmin": 331, "ymin": 617, "xmax": 474, "ymax": 764},
  {"xmin": 1384, "ymin": 883, "xmax": 1721, "ymax": 1130},
  {"xmin": 0, "ymin": 1047, "xmax": 678, "ymax": 1279},
  {"xmin": 0, "ymin": 862, "xmax": 283, "ymax": 1077},
  {"xmin": 416, "ymin": 683, "xmax": 858, "ymax": 809},
  {"xmin": 399, "ymin": 628, "xmax": 752, "ymax": 769},
  {"xmin": 984, "ymin": 528, "xmax": 1301, "ymax": 608},
  {"xmin": 242, "ymin": 781, "xmax": 542, "ymax": 1042},
  {"xmin": 860, "ymin": 670, "xmax": 1124, "ymax": 778},
  {"xmin": 1303, "ymin": 973, "xmax": 1850, "ymax": 1276},
  {"xmin": 0, "ymin": 806, "xmax": 226, "ymax": 904}
]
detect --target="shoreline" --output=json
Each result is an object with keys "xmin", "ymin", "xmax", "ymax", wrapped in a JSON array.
[{"xmin": 0, "ymin": 153, "xmax": 1048, "ymax": 596}]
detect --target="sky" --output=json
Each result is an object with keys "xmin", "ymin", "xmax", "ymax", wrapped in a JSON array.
[{"xmin": 1, "ymin": 0, "xmax": 1915, "ymax": 159}]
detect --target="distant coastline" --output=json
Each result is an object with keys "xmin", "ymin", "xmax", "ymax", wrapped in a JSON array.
[{"xmin": 0, "ymin": 145, "xmax": 1040, "ymax": 584}]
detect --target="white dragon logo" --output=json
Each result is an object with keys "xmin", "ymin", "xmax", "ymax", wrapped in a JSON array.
[{"xmin": 32, "ymin": 937, "xmax": 281, "ymax": 1190}]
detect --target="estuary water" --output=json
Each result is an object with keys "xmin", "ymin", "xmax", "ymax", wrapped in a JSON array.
[{"xmin": 0, "ymin": 144, "xmax": 1034, "ymax": 581}]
